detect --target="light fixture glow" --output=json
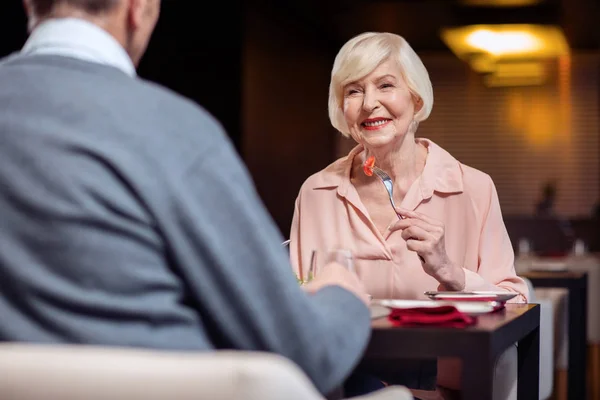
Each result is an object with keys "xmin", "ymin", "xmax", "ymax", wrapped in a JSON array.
[
  {"xmin": 466, "ymin": 29, "xmax": 543, "ymax": 56},
  {"xmin": 440, "ymin": 24, "xmax": 569, "ymax": 86},
  {"xmin": 484, "ymin": 74, "xmax": 547, "ymax": 87},
  {"xmin": 484, "ymin": 61, "xmax": 547, "ymax": 86},
  {"xmin": 441, "ymin": 24, "xmax": 569, "ymax": 60}
]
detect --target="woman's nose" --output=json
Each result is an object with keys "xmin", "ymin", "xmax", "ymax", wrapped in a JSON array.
[{"xmin": 362, "ymin": 89, "xmax": 379, "ymax": 112}]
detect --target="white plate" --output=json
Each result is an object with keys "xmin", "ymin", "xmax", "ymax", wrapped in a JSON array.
[
  {"xmin": 424, "ymin": 291, "xmax": 518, "ymax": 302},
  {"xmin": 370, "ymin": 304, "xmax": 392, "ymax": 320},
  {"xmin": 375, "ymin": 299, "xmax": 501, "ymax": 315}
]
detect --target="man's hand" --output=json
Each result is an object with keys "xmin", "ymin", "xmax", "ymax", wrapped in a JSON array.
[{"xmin": 303, "ymin": 262, "xmax": 371, "ymax": 305}]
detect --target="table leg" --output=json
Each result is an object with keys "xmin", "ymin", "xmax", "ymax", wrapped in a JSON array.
[
  {"xmin": 518, "ymin": 325, "xmax": 540, "ymax": 399},
  {"xmin": 568, "ymin": 278, "xmax": 588, "ymax": 399},
  {"xmin": 462, "ymin": 350, "xmax": 494, "ymax": 400}
]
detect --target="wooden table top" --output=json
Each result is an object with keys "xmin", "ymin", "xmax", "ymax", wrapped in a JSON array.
[{"xmin": 367, "ymin": 304, "xmax": 540, "ymax": 360}]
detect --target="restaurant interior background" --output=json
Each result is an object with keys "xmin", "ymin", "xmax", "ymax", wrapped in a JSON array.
[
  {"xmin": 1, "ymin": 0, "xmax": 597, "ymax": 253},
  {"xmin": 0, "ymin": 1, "xmax": 599, "ymax": 398}
]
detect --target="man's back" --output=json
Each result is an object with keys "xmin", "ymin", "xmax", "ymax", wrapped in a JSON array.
[
  {"xmin": 0, "ymin": 54, "xmax": 223, "ymax": 348},
  {"xmin": 0, "ymin": 53, "xmax": 371, "ymax": 394}
]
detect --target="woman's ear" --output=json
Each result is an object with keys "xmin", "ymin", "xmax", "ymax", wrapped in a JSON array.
[{"xmin": 413, "ymin": 95, "xmax": 424, "ymax": 113}]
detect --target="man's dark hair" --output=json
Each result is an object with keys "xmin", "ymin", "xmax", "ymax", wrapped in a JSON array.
[{"xmin": 29, "ymin": 0, "xmax": 119, "ymax": 16}]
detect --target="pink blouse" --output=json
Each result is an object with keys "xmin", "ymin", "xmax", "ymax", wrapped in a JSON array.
[{"xmin": 290, "ymin": 139, "xmax": 528, "ymax": 303}]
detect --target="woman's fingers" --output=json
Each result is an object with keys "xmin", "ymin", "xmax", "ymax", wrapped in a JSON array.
[
  {"xmin": 399, "ymin": 225, "xmax": 431, "ymax": 242},
  {"xmin": 396, "ymin": 207, "xmax": 443, "ymax": 227},
  {"xmin": 390, "ymin": 216, "xmax": 435, "ymax": 233}
]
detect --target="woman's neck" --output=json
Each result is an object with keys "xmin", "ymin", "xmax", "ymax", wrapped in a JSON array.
[{"xmin": 367, "ymin": 136, "xmax": 427, "ymax": 186}]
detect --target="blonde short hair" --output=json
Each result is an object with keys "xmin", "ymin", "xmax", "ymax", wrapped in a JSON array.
[{"xmin": 328, "ymin": 32, "xmax": 434, "ymax": 137}]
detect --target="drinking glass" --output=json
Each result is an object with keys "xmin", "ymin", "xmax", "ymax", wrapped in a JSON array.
[
  {"xmin": 310, "ymin": 248, "xmax": 354, "ymax": 276},
  {"xmin": 296, "ymin": 248, "xmax": 354, "ymax": 286}
]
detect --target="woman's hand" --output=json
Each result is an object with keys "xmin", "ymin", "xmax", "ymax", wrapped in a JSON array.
[{"xmin": 389, "ymin": 208, "xmax": 466, "ymax": 291}]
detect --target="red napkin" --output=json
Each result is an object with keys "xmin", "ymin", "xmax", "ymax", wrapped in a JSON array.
[{"xmin": 388, "ymin": 305, "xmax": 476, "ymax": 328}]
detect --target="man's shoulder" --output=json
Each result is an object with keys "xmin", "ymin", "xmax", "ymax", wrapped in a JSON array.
[
  {"xmin": 134, "ymin": 77, "xmax": 221, "ymax": 130},
  {"xmin": 2, "ymin": 54, "xmax": 219, "ymax": 130},
  {"xmin": 0, "ymin": 54, "xmax": 230, "ymax": 172}
]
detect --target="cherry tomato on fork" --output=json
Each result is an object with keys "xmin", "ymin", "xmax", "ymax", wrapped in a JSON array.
[{"xmin": 363, "ymin": 156, "xmax": 375, "ymax": 176}]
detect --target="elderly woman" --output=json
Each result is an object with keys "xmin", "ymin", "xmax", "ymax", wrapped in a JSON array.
[{"xmin": 289, "ymin": 32, "xmax": 529, "ymax": 399}]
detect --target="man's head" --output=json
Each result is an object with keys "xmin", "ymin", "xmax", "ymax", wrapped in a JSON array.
[{"xmin": 23, "ymin": 0, "xmax": 161, "ymax": 66}]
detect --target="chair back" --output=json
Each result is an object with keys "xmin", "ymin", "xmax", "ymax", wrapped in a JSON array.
[{"xmin": 0, "ymin": 344, "xmax": 324, "ymax": 400}]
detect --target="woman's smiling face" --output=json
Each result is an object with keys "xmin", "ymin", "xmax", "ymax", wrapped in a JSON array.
[{"xmin": 343, "ymin": 59, "xmax": 420, "ymax": 150}]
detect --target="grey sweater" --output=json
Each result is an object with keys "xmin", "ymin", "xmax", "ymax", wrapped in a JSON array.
[{"xmin": 0, "ymin": 54, "xmax": 370, "ymax": 394}]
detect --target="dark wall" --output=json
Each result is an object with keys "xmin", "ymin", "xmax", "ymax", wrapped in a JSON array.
[
  {"xmin": 0, "ymin": 2, "xmax": 243, "ymax": 154},
  {"xmin": 138, "ymin": 2, "xmax": 243, "ymax": 152},
  {"xmin": 243, "ymin": 5, "xmax": 337, "ymax": 237},
  {"xmin": 0, "ymin": 3, "xmax": 27, "ymax": 57}
]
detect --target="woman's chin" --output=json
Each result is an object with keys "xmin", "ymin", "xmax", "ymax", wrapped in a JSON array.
[{"xmin": 361, "ymin": 134, "xmax": 401, "ymax": 150}]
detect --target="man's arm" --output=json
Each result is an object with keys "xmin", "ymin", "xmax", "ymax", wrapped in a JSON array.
[{"xmin": 161, "ymin": 131, "xmax": 370, "ymax": 394}]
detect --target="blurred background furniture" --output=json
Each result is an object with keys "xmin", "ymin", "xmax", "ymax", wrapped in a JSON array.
[
  {"xmin": 522, "ymin": 277, "xmax": 557, "ymax": 400},
  {"xmin": 518, "ymin": 251, "xmax": 600, "ymax": 400},
  {"xmin": 520, "ymin": 271, "xmax": 587, "ymax": 400}
]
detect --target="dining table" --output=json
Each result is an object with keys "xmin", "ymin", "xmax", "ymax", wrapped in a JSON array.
[{"xmin": 362, "ymin": 303, "xmax": 541, "ymax": 400}]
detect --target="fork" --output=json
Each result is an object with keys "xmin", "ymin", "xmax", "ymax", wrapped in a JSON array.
[
  {"xmin": 372, "ymin": 166, "xmax": 403, "ymax": 221},
  {"xmin": 372, "ymin": 166, "xmax": 425, "ymax": 263}
]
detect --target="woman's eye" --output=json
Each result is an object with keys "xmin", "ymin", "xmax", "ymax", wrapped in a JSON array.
[
  {"xmin": 380, "ymin": 83, "xmax": 393, "ymax": 89},
  {"xmin": 346, "ymin": 89, "xmax": 360, "ymax": 95}
]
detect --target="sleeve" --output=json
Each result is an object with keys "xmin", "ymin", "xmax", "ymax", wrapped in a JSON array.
[
  {"xmin": 289, "ymin": 195, "xmax": 302, "ymax": 277},
  {"xmin": 459, "ymin": 177, "xmax": 529, "ymax": 303},
  {"xmin": 164, "ymin": 135, "xmax": 370, "ymax": 394}
]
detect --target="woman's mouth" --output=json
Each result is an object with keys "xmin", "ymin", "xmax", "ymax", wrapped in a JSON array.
[{"xmin": 361, "ymin": 119, "xmax": 391, "ymax": 130}]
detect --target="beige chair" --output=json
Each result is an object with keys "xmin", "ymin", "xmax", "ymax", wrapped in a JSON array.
[{"xmin": 0, "ymin": 344, "xmax": 412, "ymax": 400}]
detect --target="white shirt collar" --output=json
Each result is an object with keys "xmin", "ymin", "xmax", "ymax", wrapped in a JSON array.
[{"xmin": 21, "ymin": 18, "xmax": 136, "ymax": 77}]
